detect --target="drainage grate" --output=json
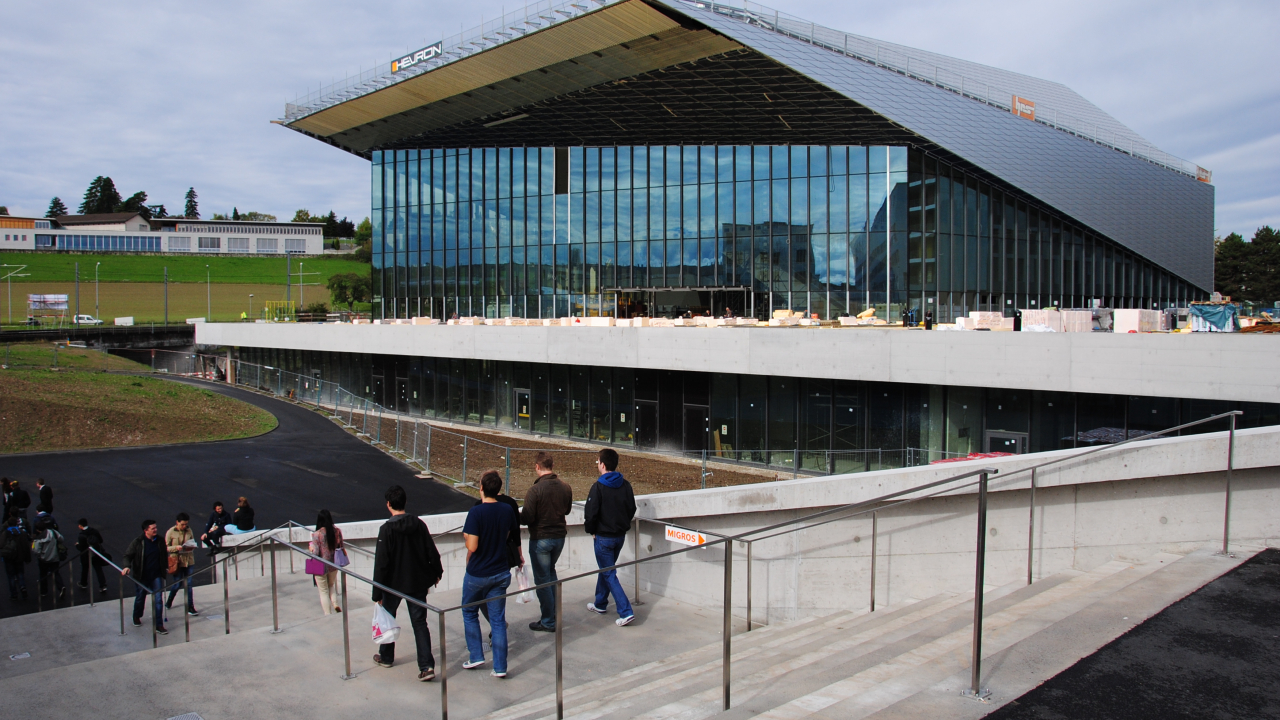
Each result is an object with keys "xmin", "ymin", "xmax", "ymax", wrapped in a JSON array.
[{"xmin": 167, "ymin": 714, "xmax": 204, "ymax": 720}]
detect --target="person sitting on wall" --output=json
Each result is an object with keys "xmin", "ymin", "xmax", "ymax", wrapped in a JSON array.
[
  {"xmin": 225, "ymin": 497, "xmax": 256, "ymax": 535},
  {"xmin": 722, "ymin": 306, "xmax": 735, "ymax": 318}
]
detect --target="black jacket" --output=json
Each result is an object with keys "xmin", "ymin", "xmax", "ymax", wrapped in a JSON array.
[
  {"xmin": 38, "ymin": 485, "xmax": 53, "ymax": 512},
  {"xmin": 521, "ymin": 474, "xmax": 573, "ymax": 541},
  {"xmin": 583, "ymin": 475, "xmax": 636, "ymax": 538},
  {"xmin": 372, "ymin": 513, "xmax": 443, "ymax": 602},
  {"xmin": 233, "ymin": 506, "xmax": 255, "ymax": 531},
  {"xmin": 76, "ymin": 526, "xmax": 109, "ymax": 564},
  {"xmin": 123, "ymin": 534, "xmax": 166, "ymax": 582},
  {"xmin": 205, "ymin": 510, "xmax": 233, "ymax": 536},
  {"xmin": 0, "ymin": 518, "xmax": 31, "ymax": 563}
]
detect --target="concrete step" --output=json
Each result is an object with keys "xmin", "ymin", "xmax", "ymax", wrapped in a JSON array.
[
  {"xmin": 856, "ymin": 545, "xmax": 1255, "ymax": 720},
  {"xmin": 486, "ymin": 593, "xmax": 968, "ymax": 720}
]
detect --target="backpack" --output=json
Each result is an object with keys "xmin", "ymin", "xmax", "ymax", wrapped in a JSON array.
[{"xmin": 55, "ymin": 530, "xmax": 68, "ymax": 562}]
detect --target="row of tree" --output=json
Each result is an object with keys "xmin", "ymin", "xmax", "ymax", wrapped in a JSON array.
[
  {"xmin": 49, "ymin": 176, "xmax": 199, "ymax": 221},
  {"xmin": 292, "ymin": 209, "xmax": 357, "ymax": 239},
  {"xmin": 1215, "ymin": 226, "xmax": 1280, "ymax": 302}
]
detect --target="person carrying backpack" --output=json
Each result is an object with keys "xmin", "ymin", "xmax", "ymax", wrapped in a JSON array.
[
  {"xmin": 1, "ymin": 509, "xmax": 31, "ymax": 600},
  {"xmin": 32, "ymin": 516, "xmax": 67, "ymax": 600}
]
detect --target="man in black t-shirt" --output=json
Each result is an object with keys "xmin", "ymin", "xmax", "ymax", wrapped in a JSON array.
[
  {"xmin": 461, "ymin": 471, "xmax": 518, "ymax": 678},
  {"xmin": 473, "ymin": 484, "xmax": 523, "ymax": 628}
]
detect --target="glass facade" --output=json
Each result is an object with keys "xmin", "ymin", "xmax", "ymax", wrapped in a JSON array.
[
  {"xmin": 371, "ymin": 145, "xmax": 1204, "ymax": 321},
  {"xmin": 239, "ymin": 346, "xmax": 1279, "ymax": 472},
  {"xmin": 51, "ymin": 235, "xmax": 163, "ymax": 252}
]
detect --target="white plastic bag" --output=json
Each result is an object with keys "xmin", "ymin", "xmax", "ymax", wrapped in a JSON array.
[
  {"xmin": 515, "ymin": 565, "xmax": 534, "ymax": 604},
  {"xmin": 372, "ymin": 603, "xmax": 401, "ymax": 645}
]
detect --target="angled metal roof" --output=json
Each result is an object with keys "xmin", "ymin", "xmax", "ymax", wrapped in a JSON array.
[
  {"xmin": 280, "ymin": 0, "xmax": 1213, "ymax": 290},
  {"xmin": 655, "ymin": 0, "xmax": 1213, "ymax": 290}
]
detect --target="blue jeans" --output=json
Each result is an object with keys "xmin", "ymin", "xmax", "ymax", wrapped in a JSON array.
[
  {"xmin": 529, "ymin": 537, "xmax": 565, "ymax": 629},
  {"xmin": 462, "ymin": 570, "xmax": 512, "ymax": 673},
  {"xmin": 592, "ymin": 535, "xmax": 632, "ymax": 619},
  {"xmin": 132, "ymin": 576, "xmax": 164, "ymax": 628},
  {"xmin": 166, "ymin": 565, "xmax": 195, "ymax": 611}
]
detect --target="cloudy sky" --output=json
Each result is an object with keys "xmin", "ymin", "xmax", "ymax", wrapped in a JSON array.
[{"xmin": 1, "ymin": 0, "xmax": 1276, "ymax": 239}]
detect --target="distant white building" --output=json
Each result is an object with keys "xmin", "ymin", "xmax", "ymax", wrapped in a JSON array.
[{"xmin": 2, "ymin": 212, "xmax": 326, "ymax": 255}]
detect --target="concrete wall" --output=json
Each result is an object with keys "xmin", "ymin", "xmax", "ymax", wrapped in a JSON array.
[
  {"xmin": 224, "ymin": 425, "xmax": 1279, "ymax": 626},
  {"xmin": 198, "ymin": 321, "xmax": 1280, "ymax": 403}
]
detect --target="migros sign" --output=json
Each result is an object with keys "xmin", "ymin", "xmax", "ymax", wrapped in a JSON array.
[{"xmin": 391, "ymin": 42, "xmax": 443, "ymax": 73}]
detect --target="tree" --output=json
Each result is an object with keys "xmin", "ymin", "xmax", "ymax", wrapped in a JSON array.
[
  {"xmin": 0, "ymin": 207, "xmax": 8, "ymax": 216},
  {"xmin": 117, "ymin": 190, "xmax": 151, "ymax": 219},
  {"xmin": 292, "ymin": 209, "xmax": 315, "ymax": 223},
  {"xmin": 79, "ymin": 176, "xmax": 123, "ymax": 215},
  {"xmin": 45, "ymin": 197, "xmax": 69, "ymax": 218},
  {"xmin": 148, "ymin": 204, "xmax": 168, "ymax": 219},
  {"xmin": 354, "ymin": 217, "xmax": 372, "ymax": 243},
  {"xmin": 338, "ymin": 216, "xmax": 356, "ymax": 238},
  {"xmin": 240, "ymin": 211, "xmax": 276, "ymax": 222},
  {"xmin": 327, "ymin": 272, "xmax": 371, "ymax": 310},
  {"xmin": 184, "ymin": 187, "xmax": 199, "ymax": 219},
  {"xmin": 232, "ymin": 207, "xmax": 240, "ymax": 221},
  {"xmin": 1214, "ymin": 226, "xmax": 1280, "ymax": 302},
  {"xmin": 1214, "ymin": 233, "xmax": 1249, "ymax": 300},
  {"xmin": 323, "ymin": 210, "xmax": 340, "ymax": 239}
]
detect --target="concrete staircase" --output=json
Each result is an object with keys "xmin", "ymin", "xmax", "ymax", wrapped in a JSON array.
[
  {"xmin": 478, "ymin": 547, "xmax": 1249, "ymax": 720},
  {"xmin": 0, "ymin": 546, "xmax": 1252, "ymax": 719}
]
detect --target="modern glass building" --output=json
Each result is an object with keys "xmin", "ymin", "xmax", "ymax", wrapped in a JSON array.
[
  {"xmin": 370, "ymin": 143, "xmax": 1203, "ymax": 322},
  {"xmin": 244, "ymin": 0, "xmax": 1237, "ymax": 465}
]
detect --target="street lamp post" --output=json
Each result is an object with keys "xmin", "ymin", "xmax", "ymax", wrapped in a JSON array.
[
  {"xmin": 206, "ymin": 265, "xmax": 211, "ymax": 320},
  {"xmin": 95, "ymin": 262, "xmax": 100, "ymax": 321}
]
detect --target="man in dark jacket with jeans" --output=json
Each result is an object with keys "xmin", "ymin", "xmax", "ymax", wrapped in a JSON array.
[
  {"xmin": 372, "ymin": 485, "xmax": 444, "ymax": 681},
  {"xmin": 521, "ymin": 451, "xmax": 573, "ymax": 632},
  {"xmin": 122, "ymin": 519, "xmax": 168, "ymax": 634},
  {"xmin": 583, "ymin": 449, "xmax": 637, "ymax": 626}
]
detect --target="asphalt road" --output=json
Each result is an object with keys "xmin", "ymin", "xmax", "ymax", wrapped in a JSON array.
[
  {"xmin": 989, "ymin": 548, "xmax": 1280, "ymax": 720},
  {"xmin": 0, "ymin": 377, "xmax": 472, "ymax": 617}
]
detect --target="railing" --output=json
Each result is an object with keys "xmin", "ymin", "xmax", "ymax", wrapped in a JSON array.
[
  {"xmin": 677, "ymin": 0, "xmax": 1203, "ymax": 179},
  {"xmin": 37, "ymin": 408, "xmax": 1251, "ymax": 713}
]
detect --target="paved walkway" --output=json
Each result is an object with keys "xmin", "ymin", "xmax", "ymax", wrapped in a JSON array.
[
  {"xmin": 987, "ymin": 548, "xmax": 1280, "ymax": 720},
  {"xmin": 1, "ymin": 377, "xmax": 473, "ymax": 618}
]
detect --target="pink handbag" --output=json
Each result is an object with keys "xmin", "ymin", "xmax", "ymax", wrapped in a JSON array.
[{"xmin": 305, "ymin": 558, "xmax": 326, "ymax": 575}]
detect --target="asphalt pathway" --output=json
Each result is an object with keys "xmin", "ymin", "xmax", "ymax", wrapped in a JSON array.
[
  {"xmin": 989, "ymin": 548, "xmax": 1280, "ymax": 720},
  {"xmin": 0, "ymin": 377, "xmax": 472, "ymax": 618}
]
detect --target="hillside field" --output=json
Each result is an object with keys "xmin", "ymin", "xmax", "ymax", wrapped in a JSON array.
[{"xmin": 0, "ymin": 251, "xmax": 367, "ymax": 285}]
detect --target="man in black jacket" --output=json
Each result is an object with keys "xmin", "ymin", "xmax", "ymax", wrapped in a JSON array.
[
  {"xmin": 36, "ymin": 479, "xmax": 53, "ymax": 514},
  {"xmin": 121, "ymin": 519, "xmax": 168, "ymax": 634},
  {"xmin": 76, "ymin": 518, "xmax": 109, "ymax": 594},
  {"xmin": 583, "ymin": 448, "xmax": 637, "ymax": 626},
  {"xmin": 372, "ymin": 485, "xmax": 443, "ymax": 681},
  {"xmin": 200, "ymin": 501, "xmax": 233, "ymax": 554}
]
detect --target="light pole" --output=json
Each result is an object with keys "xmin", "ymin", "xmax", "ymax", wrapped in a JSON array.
[
  {"xmin": 206, "ymin": 264, "xmax": 211, "ymax": 320},
  {"xmin": 95, "ymin": 261, "xmax": 100, "ymax": 321},
  {"xmin": 249, "ymin": 294, "xmax": 254, "ymax": 322},
  {"xmin": 299, "ymin": 262, "xmax": 304, "ymax": 309}
]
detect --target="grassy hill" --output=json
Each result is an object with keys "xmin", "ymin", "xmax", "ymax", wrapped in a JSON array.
[{"xmin": 0, "ymin": 251, "xmax": 368, "ymax": 285}]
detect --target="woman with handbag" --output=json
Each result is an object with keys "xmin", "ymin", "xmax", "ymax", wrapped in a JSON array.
[{"xmin": 308, "ymin": 509, "xmax": 346, "ymax": 615}]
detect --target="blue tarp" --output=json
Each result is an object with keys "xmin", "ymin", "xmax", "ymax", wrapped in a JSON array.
[{"xmin": 1189, "ymin": 303, "xmax": 1239, "ymax": 332}]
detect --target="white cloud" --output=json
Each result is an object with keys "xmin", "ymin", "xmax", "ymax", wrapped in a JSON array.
[{"xmin": 1, "ymin": 0, "xmax": 1276, "ymax": 238}]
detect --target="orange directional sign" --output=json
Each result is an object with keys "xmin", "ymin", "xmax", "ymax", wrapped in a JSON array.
[{"xmin": 666, "ymin": 526, "xmax": 707, "ymax": 546}]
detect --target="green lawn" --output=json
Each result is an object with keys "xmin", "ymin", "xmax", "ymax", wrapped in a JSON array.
[{"xmin": 0, "ymin": 251, "xmax": 369, "ymax": 285}]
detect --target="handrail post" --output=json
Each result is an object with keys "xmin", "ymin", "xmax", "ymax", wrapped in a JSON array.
[
  {"xmin": 341, "ymin": 573, "xmax": 354, "ymax": 679},
  {"xmin": 269, "ymin": 540, "xmax": 281, "ymax": 634},
  {"xmin": 632, "ymin": 518, "xmax": 643, "ymax": 605},
  {"xmin": 222, "ymin": 559, "xmax": 230, "ymax": 635},
  {"xmin": 1027, "ymin": 467, "xmax": 1037, "ymax": 585},
  {"xmin": 745, "ymin": 540, "xmax": 753, "ymax": 631},
  {"xmin": 870, "ymin": 511, "xmax": 878, "ymax": 612},
  {"xmin": 152, "ymin": 589, "xmax": 159, "ymax": 648},
  {"xmin": 556, "ymin": 582, "xmax": 564, "ymax": 719},
  {"xmin": 1223, "ymin": 412, "xmax": 1236, "ymax": 555},
  {"xmin": 259, "ymin": 535, "xmax": 266, "ymax": 576},
  {"xmin": 968, "ymin": 472, "xmax": 990, "ymax": 698},
  {"xmin": 722, "ymin": 539, "xmax": 733, "ymax": 710},
  {"xmin": 184, "ymin": 575, "xmax": 191, "ymax": 642},
  {"xmin": 439, "ymin": 610, "xmax": 449, "ymax": 720},
  {"xmin": 118, "ymin": 574, "xmax": 126, "ymax": 636}
]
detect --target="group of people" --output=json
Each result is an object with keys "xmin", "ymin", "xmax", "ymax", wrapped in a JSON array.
[
  {"xmin": 367, "ymin": 448, "xmax": 637, "ymax": 681},
  {"xmin": 1, "ymin": 478, "xmax": 87, "ymax": 602},
  {"xmin": 120, "ymin": 515, "xmax": 201, "ymax": 634}
]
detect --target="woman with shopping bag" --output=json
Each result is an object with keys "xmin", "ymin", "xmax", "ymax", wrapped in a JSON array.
[{"xmin": 306, "ymin": 509, "xmax": 346, "ymax": 615}]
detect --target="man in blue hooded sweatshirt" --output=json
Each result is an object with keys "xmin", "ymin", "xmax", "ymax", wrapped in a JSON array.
[{"xmin": 583, "ymin": 448, "xmax": 637, "ymax": 626}]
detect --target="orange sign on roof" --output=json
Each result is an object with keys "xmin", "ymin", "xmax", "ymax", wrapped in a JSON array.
[{"xmin": 1011, "ymin": 95, "xmax": 1036, "ymax": 121}]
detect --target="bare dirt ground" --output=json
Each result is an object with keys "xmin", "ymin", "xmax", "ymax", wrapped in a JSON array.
[{"xmin": 343, "ymin": 411, "xmax": 786, "ymax": 501}]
